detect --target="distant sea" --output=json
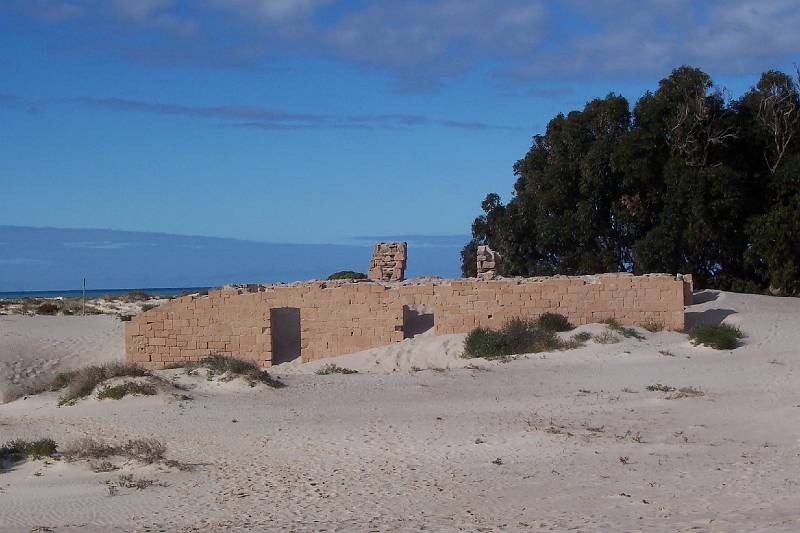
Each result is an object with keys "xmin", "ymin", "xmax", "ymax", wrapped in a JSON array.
[{"xmin": 0, "ymin": 287, "xmax": 212, "ymax": 300}]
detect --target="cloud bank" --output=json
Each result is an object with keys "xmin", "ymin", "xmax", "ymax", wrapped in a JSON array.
[{"xmin": 5, "ymin": 1, "xmax": 798, "ymax": 89}]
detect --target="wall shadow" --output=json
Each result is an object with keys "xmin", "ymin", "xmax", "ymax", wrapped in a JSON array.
[
  {"xmin": 403, "ymin": 305, "xmax": 434, "ymax": 338},
  {"xmin": 684, "ymin": 308, "xmax": 737, "ymax": 329},
  {"xmin": 691, "ymin": 290, "xmax": 720, "ymax": 305}
]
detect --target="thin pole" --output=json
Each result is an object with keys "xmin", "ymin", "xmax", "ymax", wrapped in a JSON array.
[{"xmin": 82, "ymin": 278, "xmax": 86, "ymax": 316}]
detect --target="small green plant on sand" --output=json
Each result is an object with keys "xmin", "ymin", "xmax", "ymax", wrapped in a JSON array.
[
  {"xmin": 97, "ymin": 382, "xmax": 157, "ymax": 400},
  {"xmin": 0, "ymin": 439, "xmax": 58, "ymax": 464},
  {"xmin": 316, "ymin": 364, "xmax": 359, "ymax": 375},
  {"xmin": 688, "ymin": 323, "xmax": 744, "ymax": 350},
  {"xmin": 646, "ymin": 383, "xmax": 675, "ymax": 392},
  {"xmin": 464, "ymin": 316, "xmax": 583, "ymax": 359},
  {"xmin": 603, "ymin": 318, "xmax": 645, "ymax": 340},
  {"xmin": 170, "ymin": 355, "xmax": 285, "ymax": 389}
]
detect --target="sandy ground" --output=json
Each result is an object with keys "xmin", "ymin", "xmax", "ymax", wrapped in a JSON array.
[
  {"xmin": 0, "ymin": 315, "xmax": 125, "ymax": 403},
  {"xmin": 1, "ymin": 290, "xmax": 799, "ymax": 531}
]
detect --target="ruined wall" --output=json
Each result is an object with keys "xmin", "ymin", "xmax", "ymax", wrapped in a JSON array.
[
  {"xmin": 367, "ymin": 242, "xmax": 407, "ymax": 281},
  {"xmin": 476, "ymin": 245, "xmax": 503, "ymax": 279},
  {"xmin": 433, "ymin": 274, "xmax": 685, "ymax": 335},
  {"xmin": 126, "ymin": 282, "xmax": 404, "ymax": 370},
  {"xmin": 126, "ymin": 273, "xmax": 689, "ymax": 369}
]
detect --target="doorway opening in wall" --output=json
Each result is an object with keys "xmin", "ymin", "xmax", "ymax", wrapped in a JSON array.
[
  {"xmin": 403, "ymin": 304, "xmax": 435, "ymax": 339},
  {"xmin": 270, "ymin": 308, "xmax": 301, "ymax": 364}
]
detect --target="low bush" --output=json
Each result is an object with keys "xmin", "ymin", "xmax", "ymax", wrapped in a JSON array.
[
  {"xmin": 26, "ymin": 363, "xmax": 150, "ymax": 406},
  {"xmin": 141, "ymin": 303, "xmax": 157, "ymax": 312},
  {"xmin": 688, "ymin": 323, "xmax": 744, "ymax": 350},
  {"xmin": 603, "ymin": 318, "xmax": 645, "ymax": 340},
  {"xmin": 36, "ymin": 302, "xmax": 60, "ymax": 315},
  {"xmin": 572, "ymin": 331, "xmax": 592, "ymax": 343},
  {"xmin": 536, "ymin": 312, "xmax": 573, "ymax": 332},
  {"xmin": 646, "ymin": 383, "xmax": 675, "ymax": 392},
  {"xmin": 464, "ymin": 318, "xmax": 570, "ymax": 359},
  {"xmin": 592, "ymin": 331, "xmax": 621, "ymax": 344},
  {"xmin": 327, "ymin": 270, "xmax": 367, "ymax": 280},
  {"xmin": 118, "ymin": 314, "xmax": 132, "ymax": 322},
  {"xmin": 316, "ymin": 364, "xmax": 359, "ymax": 375},
  {"xmin": 126, "ymin": 290, "xmax": 150, "ymax": 301},
  {"xmin": 97, "ymin": 382, "xmax": 157, "ymax": 400},
  {"xmin": 62, "ymin": 437, "xmax": 166, "ymax": 465},
  {"xmin": 641, "ymin": 320, "xmax": 664, "ymax": 332},
  {"xmin": 177, "ymin": 355, "xmax": 286, "ymax": 389},
  {"xmin": 123, "ymin": 438, "xmax": 166, "ymax": 464},
  {"xmin": 0, "ymin": 438, "xmax": 58, "ymax": 462},
  {"xmin": 61, "ymin": 437, "xmax": 118, "ymax": 461}
]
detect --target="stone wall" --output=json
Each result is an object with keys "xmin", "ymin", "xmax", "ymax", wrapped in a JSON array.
[
  {"xmin": 367, "ymin": 242, "xmax": 407, "ymax": 281},
  {"xmin": 433, "ymin": 274, "xmax": 685, "ymax": 335},
  {"xmin": 126, "ymin": 273, "xmax": 690, "ymax": 369}
]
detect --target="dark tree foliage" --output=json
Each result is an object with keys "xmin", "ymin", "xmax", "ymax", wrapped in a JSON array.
[{"xmin": 463, "ymin": 66, "xmax": 800, "ymax": 295}]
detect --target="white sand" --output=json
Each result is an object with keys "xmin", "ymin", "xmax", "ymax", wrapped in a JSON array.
[{"xmin": 1, "ymin": 290, "xmax": 799, "ymax": 531}]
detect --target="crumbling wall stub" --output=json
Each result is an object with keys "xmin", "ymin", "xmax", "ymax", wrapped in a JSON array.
[
  {"xmin": 367, "ymin": 242, "xmax": 407, "ymax": 281},
  {"xmin": 126, "ymin": 273, "xmax": 688, "ymax": 369},
  {"xmin": 476, "ymin": 245, "xmax": 504, "ymax": 279}
]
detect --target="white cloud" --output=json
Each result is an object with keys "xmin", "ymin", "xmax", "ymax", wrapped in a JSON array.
[
  {"xmin": 203, "ymin": 0, "xmax": 332, "ymax": 22},
  {"xmin": 5, "ymin": 0, "xmax": 799, "ymax": 86}
]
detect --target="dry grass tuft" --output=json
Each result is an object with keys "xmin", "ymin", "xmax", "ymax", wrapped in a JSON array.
[
  {"xmin": 593, "ymin": 331, "xmax": 622, "ymax": 344},
  {"xmin": 665, "ymin": 387, "xmax": 705, "ymax": 400}
]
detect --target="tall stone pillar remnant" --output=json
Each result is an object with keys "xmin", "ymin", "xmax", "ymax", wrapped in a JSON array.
[
  {"xmin": 476, "ymin": 245, "xmax": 503, "ymax": 279},
  {"xmin": 368, "ymin": 242, "xmax": 407, "ymax": 282}
]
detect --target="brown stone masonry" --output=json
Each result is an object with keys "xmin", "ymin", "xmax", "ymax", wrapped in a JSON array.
[
  {"xmin": 126, "ymin": 273, "xmax": 691, "ymax": 370},
  {"xmin": 367, "ymin": 242, "xmax": 407, "ymax": 281}
]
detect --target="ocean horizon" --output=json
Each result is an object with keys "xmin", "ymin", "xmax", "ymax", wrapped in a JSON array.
[{"xmin": 0, "ymin": 287, "xmax": 212, "ymax": 300}]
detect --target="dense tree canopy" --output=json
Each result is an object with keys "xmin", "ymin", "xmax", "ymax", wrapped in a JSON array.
[{"xmin": 463, "ymin": 66, "xmax": 800, "ymax": 295}]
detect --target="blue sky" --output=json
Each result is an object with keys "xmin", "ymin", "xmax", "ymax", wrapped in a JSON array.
[{"xmin": 1, "ymin": 0, "xmax": 799, "ymax": 245}]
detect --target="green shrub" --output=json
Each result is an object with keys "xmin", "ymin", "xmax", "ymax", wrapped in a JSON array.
[
  {"xmin": 141, "ymin": 303, "xmax": 157, "ymax": 312},
  {"xmin": 316, "ymin": 364, "xmax": 359, "ymax": 375},
  {"xmin": 603, "ymin": 318, "xmax": 645, "ymax": 340},
  {"xmin": 0, "ymin": 438, "xmax": 58, "ymax": 462},
  {"xmin": 688, "ymin": 323, "xmax": 744, "ymax": 350},
  {"xmin": 327, "ymin": 270, "xmax": 367, "ymax": 280},
  {"xmin": 197, "ymin": 355, "xmax": 285, "ymax": 388},
  {"xmin": 97, "ymin": 382, "xmax": 157, "ymax": 400},
  {"xmin": 536, "ymin": 312, "xmax": 573, "ymax": 332},
  {"xmin": 463, "ymin": 318, "xmax": 563, "ymax": 359},
  {"xmin": 572, "ymin": 331, "xmax": 592, "ymax": 343},
  {"xmin": 36, "ymin": 302, "xmax": 59, "ymax": 315},
  {"xmin": 126, "ymin": 290, "xmax": 150, "ymax": 301},
  {"xmin": 118, "ymin": 314, "xmax": 132, "ymax": 322}
]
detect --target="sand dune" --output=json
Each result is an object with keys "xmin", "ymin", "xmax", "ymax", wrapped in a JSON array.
[{"xmin": 1, "ymin": 290, "xmax": 799, "ymax": 531}]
